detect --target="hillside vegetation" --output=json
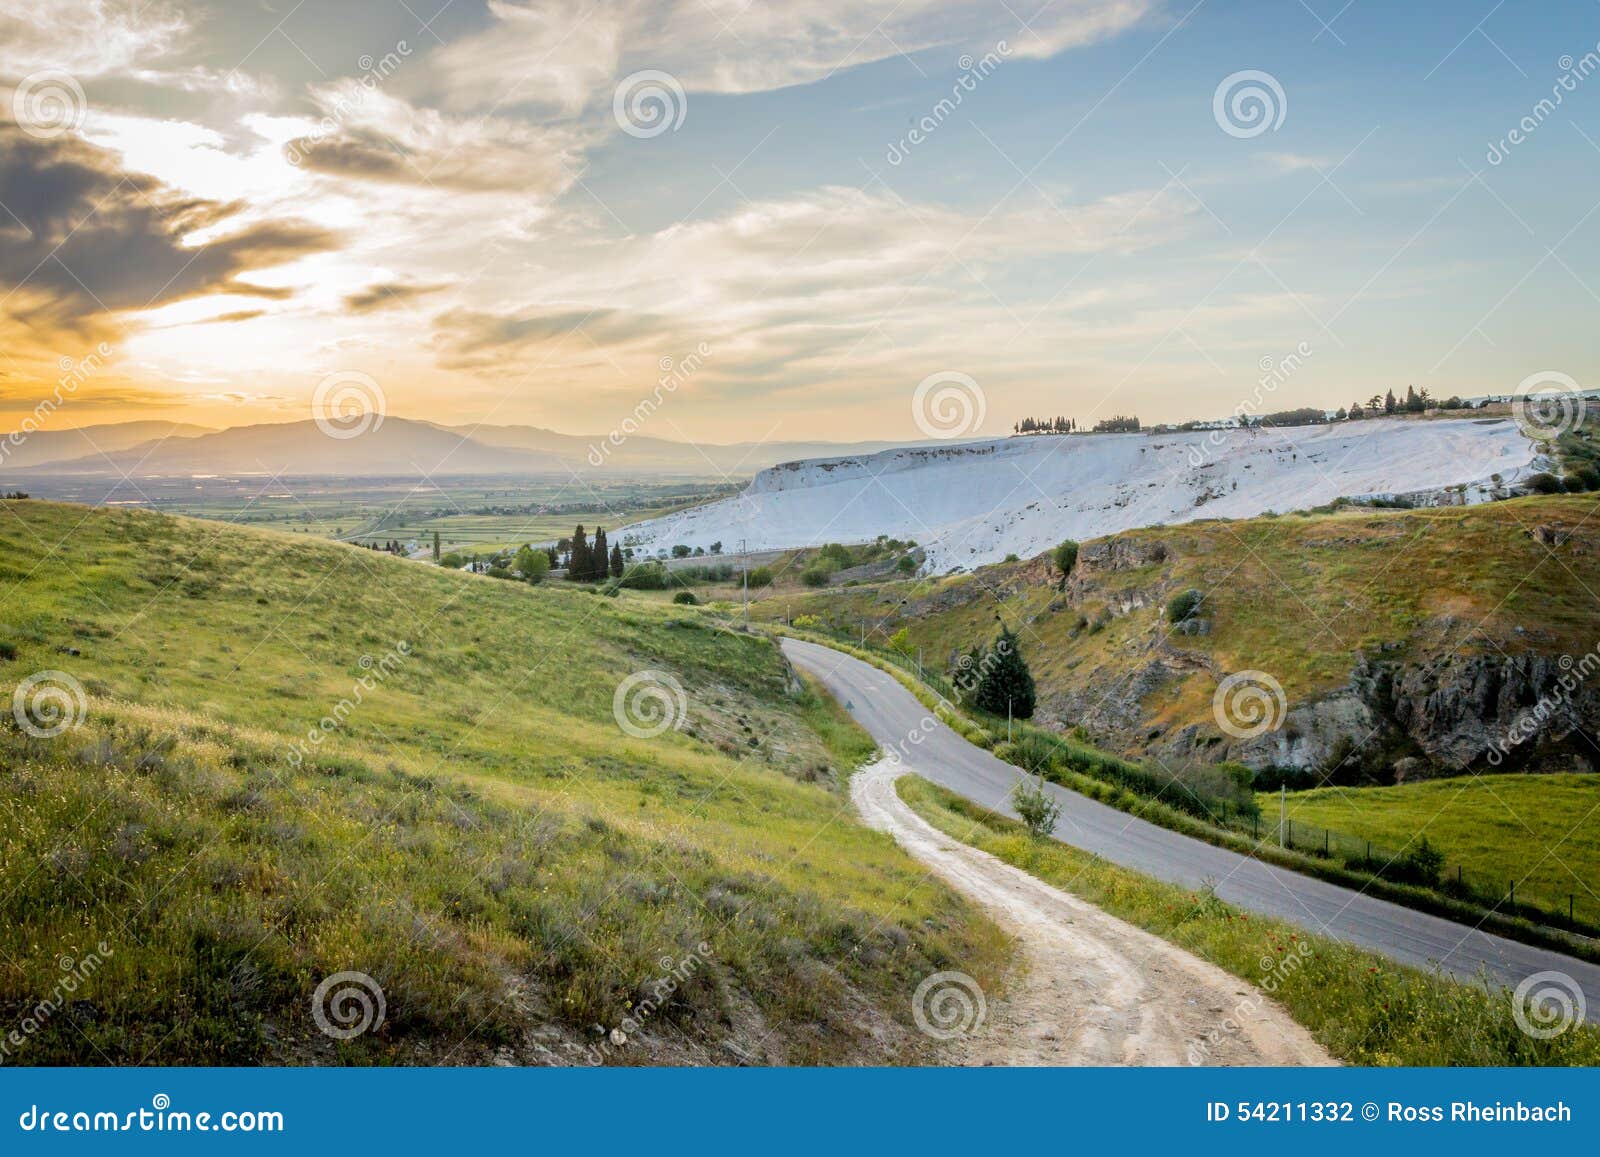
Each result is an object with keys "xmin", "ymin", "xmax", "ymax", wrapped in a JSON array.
[
  {"xmin": 751, "ymin": 494, "xmax": 1600, "ymax": 776},
  {"xmin": 0, "ymin": 501, "xmax": 1008, "ymax": 1065}
]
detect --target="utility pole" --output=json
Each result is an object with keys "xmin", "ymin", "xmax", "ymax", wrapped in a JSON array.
[
  {"xmin": 739, "ymin": 538, "xmax": 748, "ymax": 625},
  {"xmin": 1279, "ymin": 784, "xmax": 1287, "ymax": 848}
]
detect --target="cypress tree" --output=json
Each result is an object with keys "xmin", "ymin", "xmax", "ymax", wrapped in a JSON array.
[
  {"xmin": 592, "ymin": 527, "xmax": 608, "ymax": 581},
  {"xmin": 569, "ymin": 525, "xmax": 589, "ymax": 581},
  {"xmin": 972, "ymin": 627, "xmax": 1036, "ymax": 720},
  {"xmin": 609, "ymin": 543, "xmax": 624, "ymax": 579}
]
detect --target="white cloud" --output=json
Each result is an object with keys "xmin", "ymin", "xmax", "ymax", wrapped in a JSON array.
[
  {"xmin": 430, "ymin": 0, "xmax": 1154, "ymax": 111},
  {"xmin": 0, "ymin": 0, "xmax": 187, "ymax": 80}
]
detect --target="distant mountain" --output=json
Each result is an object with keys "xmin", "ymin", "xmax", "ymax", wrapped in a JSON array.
[
  {"xmin": 0, "ymin": 421, "xmax": 214, "ymax": 470},
  {"xmin": 10, "ymin": 418, "xmax": 566, "ymax": 477},
  {"xmin": 443, "ymin": 422, "xmax": 908, "ymax": 474},
  {"xmin": 1, "ymin": 416, "xmax": 913, "ymax": 477}
]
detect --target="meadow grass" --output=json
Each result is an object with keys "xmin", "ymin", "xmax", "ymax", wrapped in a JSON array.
[
  {"xmin": 1263, "ymin": 774, "xmax": 1600, "ymax": 920},
  {"xmin": 0, "ymin": 500, "xmax": 1009, "ymax": 1065},
  {"xmin": 898, "ymin": 777, "xmax": 1600, "ymax": 1066}
]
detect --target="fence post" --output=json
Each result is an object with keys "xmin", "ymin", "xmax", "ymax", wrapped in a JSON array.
[{"xmin": 1324, "ymin": 830, "xmax": 1329, "ymax": 857}]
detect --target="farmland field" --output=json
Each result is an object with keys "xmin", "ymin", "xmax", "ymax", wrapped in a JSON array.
[{"xmin": 1261, "ymin": 774, "xmax": 1600, "ymax": 919}]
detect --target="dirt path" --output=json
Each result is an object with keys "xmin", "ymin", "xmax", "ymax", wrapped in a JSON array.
[{"xmin": 853, "ymin": 761, "xmax": 1335, "ymax": 1066}]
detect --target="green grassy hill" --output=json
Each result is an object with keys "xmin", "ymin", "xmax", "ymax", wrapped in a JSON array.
[
  {"xmin": 0, "ymin": 500, "xmax": 1006, "ymax": 1065},
  {"xmin": 750, "ymin": 495, "xmax": 1600, "ymax": 771},
  {"xmin": 1262, "ymin": 773, "xmax": 1600, "ymax": 916}
]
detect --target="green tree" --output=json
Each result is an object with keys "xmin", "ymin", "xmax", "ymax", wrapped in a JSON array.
[
  {"xmin": 568, "ymin": 526, "xmax": 590, "ymax": 580},
  {"xmin": 609, "ymin": 544, "xmax": 625, "ymax": 579},
  {"xmin": 1010, "ymin": 774, "xmax": 1061, "ymax": 839},
  {"xmin": 1052, "ymin": 540, "xmax": 1079, "ymax": 588},
  {"xmin": 972, "ymin": 628, "xmax": 1036, "ymax": 719},
  {"xmin": 592, "ymin": 527, "xmax": 609, "ymax": 582},
  {"xmin": 523, "ymin": 550, "xmax": 550, "ymax": 584},
  {"xmin": 432, "ymin": 531, "xmax": 441, "ymax": 561}
]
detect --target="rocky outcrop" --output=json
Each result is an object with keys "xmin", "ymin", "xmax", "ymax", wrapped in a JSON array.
[{"xmin": 1146, "ymin": 651, "xmax": 1599, "ymax": 779}]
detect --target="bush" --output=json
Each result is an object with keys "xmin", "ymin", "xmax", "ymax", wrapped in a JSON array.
[
  {"xmin": 896, "ymin": 555, "xmax": 916, "ymax": 575},
  {"xmin": 1052, "ymin": 540, "xmax": 1078, "ymax": 586},
  {"xmin": 747, "ymin": 567, "xmax": 774, "ymax": 588},
  {"xmin": 791, "ymin": 614, "xmax": 820, "ymax": 629},
  {"xmin": 1526, "ymin": 472, "xmax": 1562, "ymax": 494},
  {"xmin": 618, "ymin": 563, "xmax": 670, "ymax": 590},
  {"xmin": 800, "ymin": 567, "xmax": 830, "ymax": 588},
  {"xmin": 672, "ymin": 591, "xmax": 699, "ymax": 605},
  {"xmin": 1166, "ymin": 588, "xmax": 1204, "ymax": 623},
  {"xmin": 1010, "ymin": 775, "xmax": 1062, "ymax": 839}
]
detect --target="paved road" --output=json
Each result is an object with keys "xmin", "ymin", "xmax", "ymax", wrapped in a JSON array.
[{"xmin": 783, "ymin": 637, "xmax": 1600, "ymax": 1022}]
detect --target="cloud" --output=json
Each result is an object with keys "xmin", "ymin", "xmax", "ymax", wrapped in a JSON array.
[
  {"xmin": 0, "ymin": 0, "xmax": 187, "ymax": 80},
  {"xmin": 430, "ymin": 305, "xmax": 676, "ymax": 371},
  {"xmin": 429, "ymin": 183, "xmax": 1196, "ymax": 385},
  {"xmin": 287, "ymin": 84, "xmax": 590, "ymax": 194},
  {"xmin": 0, "ymin": 122, "xmax": 336, "ymax": 343},
  {"xmin": 430, "ymin": 0, "xmax": 1153, "ymax": 110},
  {"xmin": 343, "ymin": 281, "xmax": 449, "ymax": 314}
]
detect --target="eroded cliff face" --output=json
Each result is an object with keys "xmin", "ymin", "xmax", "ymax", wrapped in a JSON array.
[
  {"xmin": 1122, "ymin": 651, "xmax": 1598, "ymax": 779},
  {"xmin": 1022, "ymin": 529, "xmax": 1599, "ymax": 781}
]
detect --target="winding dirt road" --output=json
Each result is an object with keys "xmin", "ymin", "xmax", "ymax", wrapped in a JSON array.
[{"xmin": 853, "ymin": 760, "xmax": 1334, "ymax": 1066}]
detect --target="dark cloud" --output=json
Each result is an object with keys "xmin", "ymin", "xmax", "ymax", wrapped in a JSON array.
[
  {"xmin": 343, "ymin": 280, "xmax": 448, "ymax": 314},
  {"xmin": 430, "ymin": 306, "xmax": 674, "ymax": 371},
  {"xmin": 0, "ymin": 122, "xmax": 337, "ymax": 338}
]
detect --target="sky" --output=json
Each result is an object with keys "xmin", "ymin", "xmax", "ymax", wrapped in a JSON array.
[{"xmin": 0, "ymin": 0, "xmax": 1597, "ymax": 445}]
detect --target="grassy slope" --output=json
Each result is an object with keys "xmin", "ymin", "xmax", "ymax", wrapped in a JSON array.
[
  {"xmin": 1263, "ymin": 774, "xmax": 1600, "ymax": 915},
  {"xmin": 746, "ymin": 494, "xmax": 1600, "ymax": 730},
  {"xmin": 899, "ymin": 777, "xmax": 1600, "ymax": 1066},
  {"xmin": 0, "ymin": 500, "xmax": 1008, "ymax": 1065}
]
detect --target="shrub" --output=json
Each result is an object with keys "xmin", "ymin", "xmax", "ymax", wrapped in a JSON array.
[
  {"xmin": 895, "ymin": 555, "xmax": 916, "ymax": 575},
  {"xmin": 791, "ymin": 614, "xmax": 820, "ymax": 629},
  {"xmin": 1525, "ymin": 472, "xmax": 1562, "ymax": 494},
  {"xmin": 800, "ymin": 567, "xmax": 830, "ymax": 588},
  {"xmin": 1052, "ymin": 540, "xmax": 1079, "ymax": 586},
  {"xmin": 747, "ymin": 567, "xmax": 774, "ymax": 588},
  {"xmin": 1010, "ymin": 775, "xmax": 1062, "ymax": 839},
  {"xmin": 1166, "ymin": 588, "xmax": 1204, "ymax": 623},
  {"xmin": 672, "ymin": 591, "xmax": 699, "ymax": 605}
]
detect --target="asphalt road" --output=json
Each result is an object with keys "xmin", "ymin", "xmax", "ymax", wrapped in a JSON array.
[{"xmin": 782, "ymin": 636, "xmax": 1600, "ymax": 1023}]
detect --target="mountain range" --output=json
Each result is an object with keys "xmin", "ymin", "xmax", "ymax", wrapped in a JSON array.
[{"xmin": 0, "ymin": 418, "xmax": 907, "ymax": 478}]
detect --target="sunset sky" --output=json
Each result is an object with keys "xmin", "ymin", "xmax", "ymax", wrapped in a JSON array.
[{"xmin": 1, "ymin": 0, "xmax": 1596, "ymax": 443}]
